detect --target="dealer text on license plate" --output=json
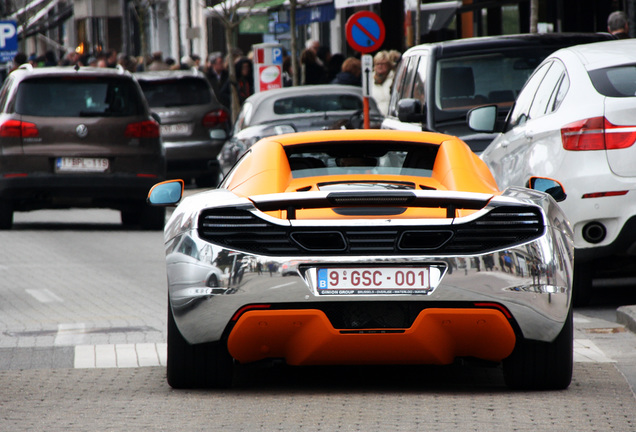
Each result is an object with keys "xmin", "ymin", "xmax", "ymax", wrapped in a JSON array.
[
  {"xmin": 317, "ymin": 267, "xmax": 439, "ymax": 295},
  {"xmin": 56, "ymin": 157, "xmax": 109, "ymax": 173}
]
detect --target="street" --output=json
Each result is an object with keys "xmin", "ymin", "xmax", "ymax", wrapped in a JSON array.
[{"xmin": 1, "ymin": 208, "xmax": 636, "ymax": 431}]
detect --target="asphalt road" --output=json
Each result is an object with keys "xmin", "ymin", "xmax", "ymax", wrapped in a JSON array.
[{"xmin": 1, "ymin": 208, "xmax": 635, "ymax": 431}]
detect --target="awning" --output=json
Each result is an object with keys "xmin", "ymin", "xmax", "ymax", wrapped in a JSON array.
[
  {"xmin": 206, "ymin": 0, "xmax": 286, "ymax": 17},
  {"xmin": 417, "ymin": 1, "xmax": 461, "ymax": 34}
]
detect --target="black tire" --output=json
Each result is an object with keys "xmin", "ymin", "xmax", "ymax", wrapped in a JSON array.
[
  {"xmin": 573, "ymin": 264, "xmax": 593, "ymax": 306},
  {"xmin": 120, "ymin": 210, "xmax": 141, "ymax": 226},
  {"xmin": 503, "ymin": 307, "xmax": 573, "ymax": 390},
  {"xmin": 139, "ymin": 206, "xmax": 166, "ymax": 230},
  {"xmin": 0, "ymin": 201, "xmax": 13, "ymax": 230},
  {"xmin": 167, "ymin": 299, "xmax": 234, "ymax": 389}
]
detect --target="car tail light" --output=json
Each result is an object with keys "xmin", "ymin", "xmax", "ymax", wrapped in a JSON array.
[
  {"xmin": 0, "ymin": 119, "xmax": 39, "ymax": 138},
  {"xmin": 561, "ymin": 116, "xmax": 636, "ymax": 151},
  {"xmin": 202, "ymin": 109, "xmax": 229, "ymax": 128},
  {"xmin": 125, "ymin": 120, "xmax": 160, "ymax": 138}
]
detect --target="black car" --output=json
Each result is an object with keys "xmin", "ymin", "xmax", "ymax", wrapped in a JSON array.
[
  {"xmin": 382, "ymin": 32, "xmax": 616, "ymax": 153},
  {"xmin": 0, "ymin": 65, "xmax": 166, "ymax": 229},
  {"xmin": 135, "ymin": 70, "xmax": 230, "ymax": 187}
]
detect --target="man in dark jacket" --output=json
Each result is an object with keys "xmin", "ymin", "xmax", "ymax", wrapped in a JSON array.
[{"xmin": 206, "ymin": 52, "xmax": 230, "ymax": 108}]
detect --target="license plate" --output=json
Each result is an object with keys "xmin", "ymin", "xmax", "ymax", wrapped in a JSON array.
[
  {"xmin": 56, "ymin": 157, "xmax": 109, "ymax": 173},
  {"xmin": 161, "ymin": 123, "xmax": 192, "ymax": 137},
  {"xmin": 317, "ymin": 267, "xmax": 440, "ymax": 295}
]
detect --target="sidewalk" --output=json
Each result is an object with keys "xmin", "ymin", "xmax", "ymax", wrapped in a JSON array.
[{"xmin": 617, "ymin": 305, "xmax": 636, "ymax": 333}]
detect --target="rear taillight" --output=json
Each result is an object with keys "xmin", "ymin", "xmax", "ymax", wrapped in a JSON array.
[
  {"xmin": 0, "ymin": 119, "xmax": 39, "ymax": 138},
  {"xmin": 125, "ymin": 120, "xmax": 160, "ymax": 139},
  {"xmin": 202, "ymin": 109, "xmax": 229, "ymax": 128},
  {"xmin": 561, "ymin": 116, "xmax": 636, "ymax": 151}
]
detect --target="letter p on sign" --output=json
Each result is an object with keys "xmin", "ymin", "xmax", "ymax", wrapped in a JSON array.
[{"xmin": 0, "ymin": 22, "xmax": 16, "ymax": 48}]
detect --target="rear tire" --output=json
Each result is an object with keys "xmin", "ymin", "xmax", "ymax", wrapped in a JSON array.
[
  {"xmin": 140, "ymin": 206, "xmax": 166, "ymax": 230},
  {"xmin": 0, "ymin": 201, "xmax": 13, "ymax": 230},
  {"xmin": 167, "ymin": 298, "xmax": 233, "ymax": 389},
  {"xmin": 503, "ymin": 308, "xmax": 573, "ymax": 390},
  {"xmin": 573, "ymin": 264, "xmax": 593, "ymax": 306}
]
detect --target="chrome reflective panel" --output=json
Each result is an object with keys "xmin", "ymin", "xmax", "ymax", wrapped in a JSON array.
[{"xmin": 167, "ymin": 223, "xmax": 572, "ymax": 345}]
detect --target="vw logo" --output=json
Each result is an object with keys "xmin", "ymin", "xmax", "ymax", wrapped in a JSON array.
[{"xmin": 76, "ymin": 124, "xmax": 88, "ymax": 138}]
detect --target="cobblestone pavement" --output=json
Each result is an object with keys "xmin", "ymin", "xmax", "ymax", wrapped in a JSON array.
[{"xmin": 1, "ymin": 363, "xmax": 635, "ymax": 431}]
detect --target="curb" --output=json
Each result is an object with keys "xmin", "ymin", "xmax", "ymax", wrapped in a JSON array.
[{"xmin": 617, "ymin": 305, "xmax": 636, "ymax": 334}]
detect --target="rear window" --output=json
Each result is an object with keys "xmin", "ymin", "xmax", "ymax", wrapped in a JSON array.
[
  {"xmin": 286, "ymin": 142, "xmax": 439, "ymax": 179},
  {"xmin": 15, "ymin": 77, "xmax": 144, "ymax": 117},
  {"xmin": 435, "ymin": 47, "xmax": 559, "ymax": 112},
  {"xmin": 273, "ymin": 94, "xmax": 362, "ymax": 114},
  {"xmin": 139, "ymin": 77, "xmax": 212, "ymax": 107},
  {"xmin": 588, "ymin": 65, "xmax": 636, "ymax": 97}
]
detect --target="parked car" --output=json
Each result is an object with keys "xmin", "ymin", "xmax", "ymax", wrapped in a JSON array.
[
  {"xmin": 0, "ymin": 65, "xmax": 165, "ymax": 229},
  {"xmin": 468, "ymin": 38, "xmax": 636, "ymax": 304},
  {"xmin": 382, "ymin": 33, "xmax": 615, "ymax": 153},
  {"xmin": 135, "ymin": 70, "xmax": 229, "ymax": 187},
  {"xmin": 217, "ymin": 85, "xmax": 384, "ymax": 176},
  {"xmin": 149, "ymin": 129, "xmax": 573, "ymax": 390}
]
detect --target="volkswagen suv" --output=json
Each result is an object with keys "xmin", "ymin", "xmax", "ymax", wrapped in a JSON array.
[{"xmin": 0, "ymin": 65, "xmax": 166, "ymax": 229}]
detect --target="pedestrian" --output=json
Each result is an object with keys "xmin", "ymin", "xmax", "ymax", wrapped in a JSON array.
[
  {"xmin": 148, "ymin": 51, "xmax": 169, "ymax": 71},
  {"xmin": 206, "ymin": 52, "xmax": 230, "ymax": 107},
  {"xmin": 331, "ymin": 57, "xmax": 362, "ymax": 86},
  {"xmin": 10, "ymin": 52, "xmax": 27, "ymax": 73},
  {"xmin": 234, "ymin": 57, "xmax": 254, "ymax": 105},
  {"xmin": 301, "ymin": 48, "xmax": 327, "ymax": 85},
  {"xmin": 327, "ymin": 53, "xmax": 345, "ymax": 83},
  {"xmin": 608, "ymin": 11, "xmax": 630, "ymax": 38},
  {"xmin": 370, "ymin": 50, "xmax": 395, "ymax": 115}
]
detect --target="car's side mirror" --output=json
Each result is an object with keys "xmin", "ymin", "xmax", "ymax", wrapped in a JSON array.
[
  {"xmin": 526, "ymin": 177, "xmax": 567, "ymax": 202},
  {"xmin": 467, "ymin": 105, "xmax": 497, "ymax": 133},
  {"xmin": 397, "ymin": 99, "xmax": 426, "ymax": 123},
  {"xmin": 147, "ymin": 179, "xmax": 184, "ymax": 206}
]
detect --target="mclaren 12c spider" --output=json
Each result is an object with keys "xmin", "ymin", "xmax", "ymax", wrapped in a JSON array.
[{"xmin": 148, "ymin": 129, "xmax": 574, "ymax": 390}]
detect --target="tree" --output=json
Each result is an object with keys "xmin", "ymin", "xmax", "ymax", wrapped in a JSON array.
[{"xmin": 207, "ymin": 0, "xmax": 267, "ymax": 122}]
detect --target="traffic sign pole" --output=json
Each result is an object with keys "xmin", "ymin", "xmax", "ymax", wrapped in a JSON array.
[{"xmin": 361, "ymin": 54, "xmax": 373, "ymax": 129}]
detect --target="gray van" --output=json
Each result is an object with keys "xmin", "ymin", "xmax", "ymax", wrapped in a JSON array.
[{"xmin": 381, "ymin": 33, "xmax": 614, "ymax": 153}]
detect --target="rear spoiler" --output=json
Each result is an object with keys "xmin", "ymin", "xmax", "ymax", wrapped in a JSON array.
[{"xmin": 250, "ymin": 190, "xmax": 494, "ymax": 219}]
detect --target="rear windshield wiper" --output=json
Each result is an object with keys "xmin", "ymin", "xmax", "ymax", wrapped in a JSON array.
[{"xmin": 79, "ymin": 110, "xmax": 107, "ymax": 117}]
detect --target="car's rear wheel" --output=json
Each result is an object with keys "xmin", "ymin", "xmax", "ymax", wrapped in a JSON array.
[
  {"xmin": 140, "ymin": 206, "xmax": 166, "ymax": 230},
  {"xmin": 503, "ymin": 307, "xmax": 573, "ymax": 390},
  {"xmin": 573, "ymin": 264, "xmax": 593, "ymax": 306},
  {"xmin": 167, "ymin": 298, "xmax": 233, "ymax": 389},
  {"xmin": 121, "ymin": 206, "xmax": 165, "ymax": 230},
  {"xmin": 0, "ymin": 201, "xmax": 13, "ymax": 230}
]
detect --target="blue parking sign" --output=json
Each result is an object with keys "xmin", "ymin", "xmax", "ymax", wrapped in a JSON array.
[{"xmin": 0, "ymin": 21, "xmax": 18, "ymax": 64}]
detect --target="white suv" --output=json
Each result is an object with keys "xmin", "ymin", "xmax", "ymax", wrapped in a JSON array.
[{"xmin": 469, "ymin": 38, "xmax": 636, "ymax": 304}]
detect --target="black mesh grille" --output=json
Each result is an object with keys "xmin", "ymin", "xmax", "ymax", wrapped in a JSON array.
[{"xmin": 198, "ymin": 205, "xmax": 544, "ymax": 256}]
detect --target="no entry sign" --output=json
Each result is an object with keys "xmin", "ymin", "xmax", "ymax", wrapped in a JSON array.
[{"xmin": 345, "ymin": 11, "xmax": 385, "ymax": 54}]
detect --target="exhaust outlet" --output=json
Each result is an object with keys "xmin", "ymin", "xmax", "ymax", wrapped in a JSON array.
[{"xmin": 582, "ymin": 222, "xmax": 606, "ymax": 244}]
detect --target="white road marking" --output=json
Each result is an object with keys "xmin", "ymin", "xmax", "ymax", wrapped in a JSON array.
[
  {"xmin": 74, "ymin": 343, "xmax": 167, "ymax": 368},
  {"xmin": 54, "ymin": 323, "xmax": 86, "ymax": 346},
  {"xmin": 71, "ymin": 339, "xmax": 609, "ymax": 369},
  {"xmin": 26, "ymin": 288, "xmax": 63, "ymax": 303},
  {"xmin": 574, "ymin": 339, "xmax": 615, "ymax": 363}
]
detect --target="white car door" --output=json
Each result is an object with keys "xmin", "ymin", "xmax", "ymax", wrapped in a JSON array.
[{"xmin": 483, "ymin": 60, "xmax": 573, "ymax": 189}]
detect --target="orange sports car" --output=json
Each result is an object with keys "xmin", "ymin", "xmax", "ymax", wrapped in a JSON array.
[{"xmin": 148, "ymin": 129, "xmax": 574, "ymax": 390}]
